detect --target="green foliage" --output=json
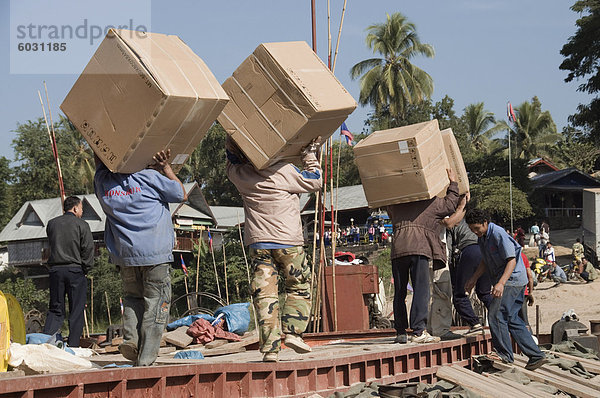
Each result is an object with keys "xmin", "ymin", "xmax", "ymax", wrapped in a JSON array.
[
  {"xmin": 366, "ymin": 95, "xmax": 463, "ymax": 133},
  {"xmin": 560, "ymin": 0, "xmax": 600, "ymax": 141},
  {"xmin": 460, "ymin": 102, "xmax": 503, "ymax": 157},
  {"xmin": 0, "ymin": 157, "xmax": 14, "ymax": 228},
  {"xmin": 373, "ymin": 248, "xmax": 392, "ymax": 282},
  {"xmin": 496, "ymin": 97, "xmax": 561, "ymax": 161},
  {"xmin": 330, "ymin": 140, "xmax": 362, "ymax": 187},
  {"xmin": 351, "ymin": 12, "xmax": 435, "ymax": 119},
  {"xmin": 177, "ymin": 124, "xmax": 242, "ymax": 206},
  {"xmin": 470, "ymin": 176, "xmax": 533, "ymax": 225},
  {"xmin": 0, "ymin": 268, "xmax": 48, "ymax": 314},
  {"xmin": 11, "ymin": 117, "xmax": 95, "ymax": 213},
  {"xmin": 87, "ymin": 248, "xmax": 123, "ymax": 324},
  {"xmin": 552, "ymin": 126, "xmax": 600, "ymax": 173},
  {"xmin": 171, "ymin": 229, "xmax": 252, "ymax": 317}
]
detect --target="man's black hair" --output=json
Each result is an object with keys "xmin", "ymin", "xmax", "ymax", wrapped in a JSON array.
[
  {"xmin": 465, "ymin": 208, "xmax": 489, "ymax": 225},
  {"xmin": 64, "ymin": 196, "xmax": 81, "ymax": 213},
  {"xmin": 576, "ymin": 238, "xmax": 581, "ymax": 243}
]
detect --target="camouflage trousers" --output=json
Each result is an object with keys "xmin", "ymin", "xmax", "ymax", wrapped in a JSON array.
[{"xmin": 249, "ymin": 246, "xmax": 311, "ymax": 353}]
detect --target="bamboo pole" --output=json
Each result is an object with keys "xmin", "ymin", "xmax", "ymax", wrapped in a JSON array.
[
  {"xmin": 327, "ymin": 0, "xmax": 332, "ymax": 69},
  {"xmin": 83, "ymin": 306, "xmax": 90, "ymax": 338},
  {"xmin": 104, "ymin": 291, "xmax": 112, "ymax": 326},
  {"xmin": 195, "ymin": 230, "xmax": 202, "ymax": 294},
  {"xmin": 37, "ymin": 90, "xmax": 65, "ymax": 206},
  {"xmin": 90, "ymin": 276, "xmax": 94, "ymax": 334},
  {"xmin": 315, "ymin": 140, "xmax": 330, "ymax": 332},
  {"xmin": 222, "ymin": 237, "xmax": 230, "ymax": 305},
  {"xmin": 237, "ymin": 212, "xmax": 259, "ymax": 331},
  {"xmin": 310, "ymin": 0, "xmax": 317, "ymax": 52},
  {"xmin": 331, "ymin": 0, "xmax": 348, "ymax": 73},
  {"xmin": 184, "ymin": 274, "xmax": 191, "ymax": 311},
  {"xmin": 309, "ymin": 145, "xmax": 325, "ymax": 327},
  {"xmin": 43, "ymin": 82, "xmax": 65, "ymax": 203},
  {"xmin": 208, "ymin": 228, "xmax": 222, "ymax": 299},
  {"xmin": 329, "ymin": 138, "xmax": 338, "ymax": 331}
]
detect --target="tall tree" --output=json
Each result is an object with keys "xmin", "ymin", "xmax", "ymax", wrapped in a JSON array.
[
  {"xmin": 470, "ymin": 176, "xmax": 533, "ymax": 226},
  {"xmin": 560, "ymin": 0, "xmax": 600, "ymax": 141},
  {"xmin": 552, "ymin": 126, "xmax": 600, "ymax": 173},
  {"xmin": 497, "ymin": 97, "xmax": 561, "ymax": 161},
  {"xmin": 12, "ymin": 118, "xmax": 95, "ymax": 211},
  {"xmin": 0, "ymin": 157, "xmax": 13, "ymax": 229},
  {"xmin": 461, "ymin": 102, "xmax": 503, "ymax": 155},
  {"xmin": 350, "ymin": 12, "xmax": 435, "ymax": 119},
  {"xmin": 177, "ymin": 124, "xmax": 242, "ymax": 206}
]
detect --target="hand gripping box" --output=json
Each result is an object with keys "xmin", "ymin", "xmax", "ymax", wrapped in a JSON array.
[
  {"xmin": 61, "ymin": 29, "xmax": 229, "ymax": 173},
  {"xmin": 353, "ymin": 120, "xmax": 452, "ymax": 208},
  {"xmin": 217, "ymin": 41, "xmax": 357, "ymax": 169}
]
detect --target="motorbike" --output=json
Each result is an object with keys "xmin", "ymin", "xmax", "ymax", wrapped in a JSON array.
[{"xmin": 531, "ymin": 258, "xmax": 551, "ymax": 283}]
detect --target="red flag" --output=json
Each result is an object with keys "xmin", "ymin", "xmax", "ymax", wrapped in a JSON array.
[{"xmin": 507, "ymin": 102, "xmax": 517, "ymax": 124}]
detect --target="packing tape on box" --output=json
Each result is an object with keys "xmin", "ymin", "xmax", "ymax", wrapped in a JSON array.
[{"xmin": 354, "ymin": 130, "xmax": 441, "ymax": 160}]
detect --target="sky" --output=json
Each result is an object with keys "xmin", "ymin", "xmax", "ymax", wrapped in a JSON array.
[{"xmin": 0, "ymin": 0, "xmax": 589, "ymax": 162}]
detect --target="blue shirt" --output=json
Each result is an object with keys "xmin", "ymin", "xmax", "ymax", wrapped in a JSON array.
[
  {"xmin": 552, "ymin": 264, "xmax": 567, "ymax": 280},
  {"xmin": 478, "ymin": 222, "xmax": 528, "ymax": 287},
  {"xmin": 94, "ymin": 163, "xmax": 184, "ymax": 266}
]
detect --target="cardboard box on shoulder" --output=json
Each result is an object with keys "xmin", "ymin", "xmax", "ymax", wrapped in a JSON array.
[
  {"xmin": 353, "ymin": 120, "xmax": 451, "ymax": 208},
  {"xmin": 61, "ymin": 29, "xmax": 229, "ymax": 173},
  {"xmin": 218, "ymin": 41, "xmax": 357, "ymax": 169},
  {"xmin": 440, "ymin": 128, "xmax": 469, "ymax": 195}
]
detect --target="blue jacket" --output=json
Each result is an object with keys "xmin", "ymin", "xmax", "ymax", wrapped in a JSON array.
[
  {"xmin": 94, "ymin": 163, "xmax": 184, "ymax": 266},
  {"xmin": 478, "ymin": 222, "xmax": 528, "ymax": 287}
]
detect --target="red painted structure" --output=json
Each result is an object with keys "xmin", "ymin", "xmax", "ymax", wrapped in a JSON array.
[{"xmin": 0, "ymin": 334, "xmax": 493, "ymax": 397}]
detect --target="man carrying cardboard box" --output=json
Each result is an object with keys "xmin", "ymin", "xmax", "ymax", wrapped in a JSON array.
[
  {"xmin": 94, "ymin": 150, "xmax": 187, "ymax": 366},
  {"xmin": 387, "ymin": 169, "xmax": 460, "ymax": 344},
  {"xmin": 226, "ymin": 137, "xmax": 322, "ymax": 362}
]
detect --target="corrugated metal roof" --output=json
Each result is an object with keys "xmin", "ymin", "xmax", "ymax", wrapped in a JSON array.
[
  {"xmin": 300, "ymin": 184, "xmax": 368, "ymax": 214},
  {"xmin": 210, "ymin": 206, "xmax": 245, "ymax": 229},
  {"xmin": 0, "ymin": 194, "xmax": 106, "ymax": 242},
  {"xmin": 530, "ymin": 168, "xmax": 600, "ymax": 189},
  {"xmin": 0, "ymin": 182, "xmax": 215, "ymax": 243}
]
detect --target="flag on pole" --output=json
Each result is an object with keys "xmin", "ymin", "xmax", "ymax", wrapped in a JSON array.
[
  {"xmin": 119, "ymin": 297, "xmax": 124, "ymax": 316},
  {"xmin": 207, "ymin": 227, "xmax": 213, "ymax": 250},
  {"xmin": 340, "ymin": 122, "xmax": 354, "ymax": 145},
  {"xmin": 507, "ymin": 102, "xmax": 517, "ymax": 124},
  {"xmin": 180, "ymin": 254, "xmax": 188, "ymax": 276}
]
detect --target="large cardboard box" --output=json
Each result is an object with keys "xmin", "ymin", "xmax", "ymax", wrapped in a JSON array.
[
  {"xmin": 218, "ymin": 41, "xmax": 357, "ymax": 169},
  {"xmin": 61, "ymin": 29, "xmax": 229, "ymax": 173},
  {"xmin": 440, "ymin": 128, "xmax": 469, "ymax": 195},
  {"xmin": 353, "ymin": 120, "xmax": 451, "ymax": 208}
]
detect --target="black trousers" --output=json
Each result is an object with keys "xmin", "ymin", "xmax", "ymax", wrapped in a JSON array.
[
  {"xmin": 452, "ymin": 244, "xmax": 492, "ymax": 326},
  {"xmin": 392, "ymin": 255, "xmax": 430, "ymax": 336},
  {"xmin": 43, "ymin": 266, "xmax": 87, "ymax": 347}
]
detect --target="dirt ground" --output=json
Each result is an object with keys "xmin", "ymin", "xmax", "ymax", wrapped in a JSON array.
[{"xmin": 522, "ymin": 228, "xmax": 600, "ymax": 335}]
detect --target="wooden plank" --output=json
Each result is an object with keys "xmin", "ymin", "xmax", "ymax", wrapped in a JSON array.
[
  {"xmin": 436, "ymin": 366, "xmax": 520, "ymax": 398},
  {"xmin": 204, "ymin": 339, "xmax": 228, "ymax": 349},
  {"xmin": 188, "ymin": 332, "xmax": 259, "ymax": 352},
  {"xmin": 493, "ymin": 361, "xmax": 599, "ymax": 398},
  {"xmin": 546, "ymin": 351, "xmax": 600, "ymax": 373},
  {"xmin": 486, "ymin": 373, "xmax": 556, "ymax": 398},
  {"xmin": 163, "ymin": 326, "xmax": 194, "ymax": 348},
  {"xmin": 513, "ymin": 355, "xmax": 600, "ymax": 391}
]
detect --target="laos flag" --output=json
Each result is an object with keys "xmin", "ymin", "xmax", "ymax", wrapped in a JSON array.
[{"xmin": 340, "ymin": 122, "xmax": 354, "ymax": 145}]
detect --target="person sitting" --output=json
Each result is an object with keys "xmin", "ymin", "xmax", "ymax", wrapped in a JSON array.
[
  {"xmin": 578, "ymin": 257, "xmax": 598, "ymax": 283},
  {"xmin": 547, "ymin": 262, "xmax": 567, "ymax": 284}
]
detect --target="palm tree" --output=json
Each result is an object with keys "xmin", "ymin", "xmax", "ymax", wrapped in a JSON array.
[
  {"xmin": 350, "ymin": 12, "xmax": 434, "ymax": 119},
  {"xmin": 462, "ymin": 102, "xmax": 503, "ymax": 153},
  {"xmin": 497, "ymin": 97, "xmax": 561, "ymax": 160}
]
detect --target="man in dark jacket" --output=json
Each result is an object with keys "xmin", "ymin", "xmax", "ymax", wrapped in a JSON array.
[
  {"xmin": 44, "ymin": 196, "xmax": 94, "ymax": 347},
  {"xmin": 387, "ymin": 169, "xmax": 460, "ymax": 344}
]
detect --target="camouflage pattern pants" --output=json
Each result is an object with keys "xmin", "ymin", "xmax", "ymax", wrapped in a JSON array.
[{"xmin": 249, "ymin": 246, "xmax": 311, "ymax": 353}]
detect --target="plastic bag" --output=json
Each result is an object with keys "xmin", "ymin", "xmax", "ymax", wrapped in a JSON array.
[
  {"xmin": 173, "ymin": 350, "xmax": 204, "ymax": 360},
  {"xmin": 9, "ymin": 343, "xmax": 93, "ymax": 374},
  {"xmin": 213, "ymin": 303, "xmax": 250, "ymax": 335},
  {"xmin": 166, "ymin": 314, "xmax": 214, "ymax": 331}
]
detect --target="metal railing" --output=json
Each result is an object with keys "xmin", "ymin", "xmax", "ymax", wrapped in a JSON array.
[{"xmin": 544, "ymin": 207, "xmax": 583, "ymax": 217}]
